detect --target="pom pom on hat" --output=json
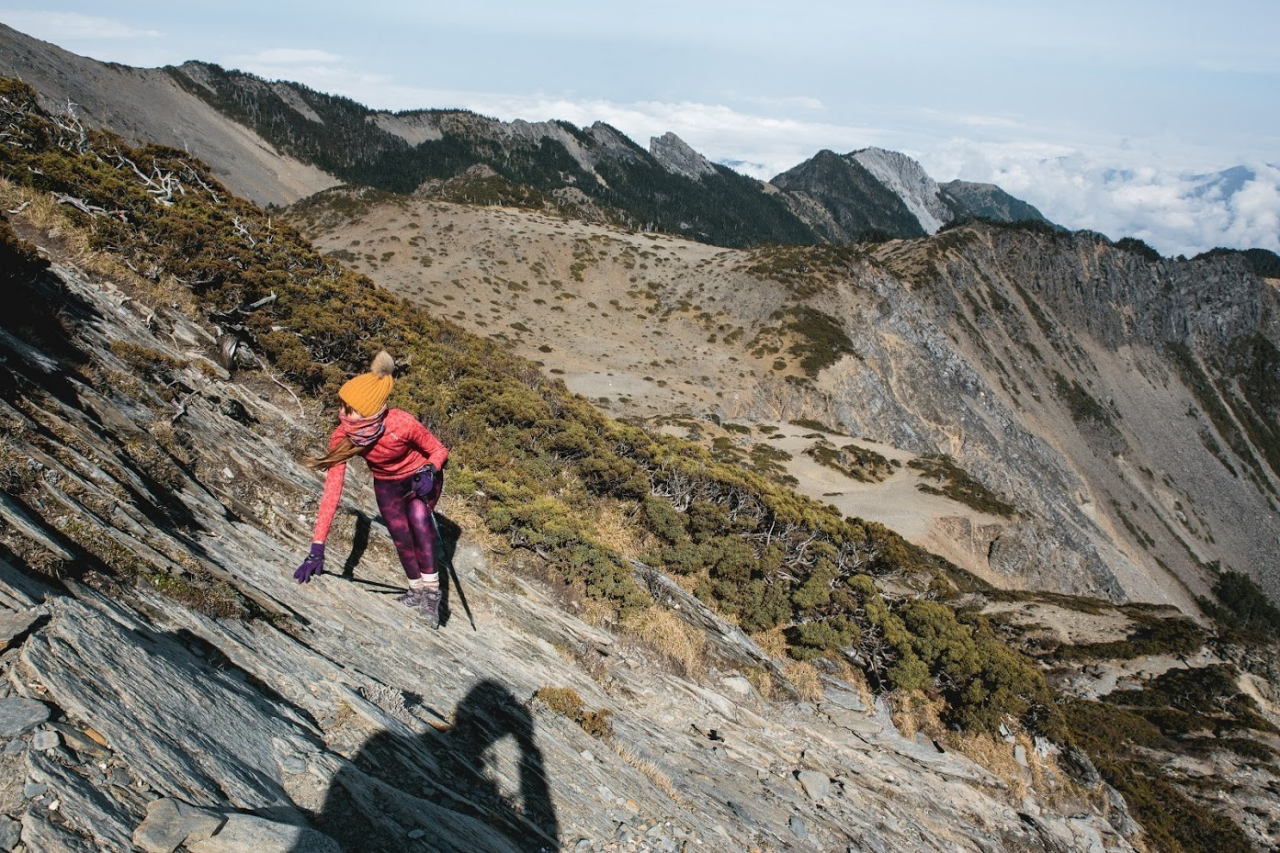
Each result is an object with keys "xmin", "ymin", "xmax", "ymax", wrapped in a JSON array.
[{"xmin": 339, "ymin": 351, "xmax": 395, "ymax": 416}]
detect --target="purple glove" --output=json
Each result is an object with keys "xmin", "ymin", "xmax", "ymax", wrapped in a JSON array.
[
  {"xmin": 407, "ymin": 464, "xmax": 436, "ymax": 500},
  {"xmin": 294, "ymin": 543, "xmax": 325, "ymax": 583}
]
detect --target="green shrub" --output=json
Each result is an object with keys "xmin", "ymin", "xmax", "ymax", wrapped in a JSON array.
[
  {"xmin": 908, "ymin": 454, "xmax": 1016, "ymax": 517},
  {"xmin": 532, "ymin": 687, "xmax": 613, "ymax": 738},
  {"xmin": 787, "ymin": 617, "xmax": 858, "ymax": 661},
  {"xmin": 805, "ymin": 441, "xmax": 895, "ymax": 483},
  {"xmin": 1198, "ymin": 568, "xmax": 1280, "ymax": 641},
  {"xmin": 642, "ymin": 495, "xmax": 686, "ymax": 545},
  {"xmin": 1062, "ymin": 698, "xmax": 1254, "ymax": 853},
  {"xmin": 783, "ymin": 306, "xmax": 856, "ymax": 376},
  {"xmin": 1054, "ymin": 612, "xmax": 1204, "ymax": 661}
]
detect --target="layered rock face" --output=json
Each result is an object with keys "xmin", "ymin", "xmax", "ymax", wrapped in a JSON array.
[
  {"xmin": 850, "ymin": 148, "xmax": 953, "ymax": 234},
  {"xmin": 845, "ymin": 227, "xmax": 1280, "ymax": 603},
  {"xmin": 650, "ymin": 132, "xmax": 718, "ymax": 181}
]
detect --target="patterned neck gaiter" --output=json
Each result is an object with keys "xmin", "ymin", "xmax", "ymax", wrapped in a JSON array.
[{"xmin": 339, "ymin": 406, "xmax": 388, "ymax": 447}]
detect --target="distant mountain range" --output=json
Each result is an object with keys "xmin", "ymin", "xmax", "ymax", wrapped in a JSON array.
[
  {"xmin": 161, "ymin": 59, "xmax": 1056, "ymax": 247},
  {"xmin": 0, "ymin": 21, "xmax": 1051, "ymax": 249}
]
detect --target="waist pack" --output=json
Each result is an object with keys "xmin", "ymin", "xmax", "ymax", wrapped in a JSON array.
[{"xmin": 406, "ymin": 464, "xmax": 436, "ymax": 500}]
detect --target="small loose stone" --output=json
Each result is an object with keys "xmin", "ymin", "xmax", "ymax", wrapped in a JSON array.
[{"xmin": 32, "ymin": 729, "xmax": 61, "ymax": 751}]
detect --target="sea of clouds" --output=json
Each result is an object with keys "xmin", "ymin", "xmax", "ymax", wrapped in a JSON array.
[{"xmin": 923, "ymin": 143, "xmax": 1280, "ymax": 258}]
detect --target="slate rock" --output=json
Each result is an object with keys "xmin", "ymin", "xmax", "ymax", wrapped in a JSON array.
[
  {"xmin": 0, "ymin": 697, "xmax": 49, "ymax": 736},
  {"xmin": 32, "ymin": 729, "xmax": 61, "ymax": 751},
  {"xmin": 187, "ymin": 813, "xmax": 340, "ymax": 853},
  {"xmin": 796, "ymin": 769, "xmax": 831, "ymax": 800},
  {"xmin": 0, "ymin": 610, "xmax": 39, "ymax": 649},
  {"xmin": 0, "ymin": 815, "xmax": 19, "ymax": 852},
  {"xmin": 133, "ymin": 798, "xmax": 225, "ymax": 853}
]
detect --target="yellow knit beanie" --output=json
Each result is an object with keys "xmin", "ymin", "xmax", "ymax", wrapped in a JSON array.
[{"xmin": 339, "ymin": 351, "xmax": 395, "ymax": 417}]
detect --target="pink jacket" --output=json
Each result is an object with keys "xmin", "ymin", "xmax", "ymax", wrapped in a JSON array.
[{"xmin": 311, "ymin": 408, "xmax": 449, "ymax": 543}]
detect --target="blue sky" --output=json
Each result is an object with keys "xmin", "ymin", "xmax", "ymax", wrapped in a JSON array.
[{"xmin": 3, "ymin": 2, "xmax": 1278, "ymax": 255}]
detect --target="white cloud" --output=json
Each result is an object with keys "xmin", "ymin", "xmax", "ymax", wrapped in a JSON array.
[
  {"xmin": 217, "ymin": 49, "xmax": 401, "ymax": 103},
  {"xmin": 731, "ymin": 93, "xmax": 826, "ymax": 112},
  {"xmin": 226, "ymin": 48, "xmax": 344, "ymax": 66},
  {"xmin": 923, "ymin": 140, "xmax": 1280, "ymax": 256},
  {"xmin": 1, "ymin": 10, "xmax": 160, "ymax": 40},
  {"xmin": 913, "ymin": 107, "xmax": 1023, "ymax": 131}
]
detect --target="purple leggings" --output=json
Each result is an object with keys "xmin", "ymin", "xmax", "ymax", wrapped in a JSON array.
[{"xmin": 374, "ymin": 469, "xmax": 443, "ymax": 580}]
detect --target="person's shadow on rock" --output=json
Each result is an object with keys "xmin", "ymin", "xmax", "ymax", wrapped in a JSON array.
[{"xmin": 301, "ymin": 679, "xmax": 559, "ymax": 853}]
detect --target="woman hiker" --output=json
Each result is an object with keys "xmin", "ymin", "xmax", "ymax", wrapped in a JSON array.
[{"xmin": 294, "ymin": 350, "xmax": 450, "ymax": 627}]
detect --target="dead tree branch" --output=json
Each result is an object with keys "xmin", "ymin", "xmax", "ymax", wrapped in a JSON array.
[{"xmin": 53, "ymin": 193, "xmax": 110, "ymax": 217}]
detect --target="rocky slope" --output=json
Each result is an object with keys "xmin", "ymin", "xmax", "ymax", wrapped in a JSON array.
[
  {"xmin": 2, "ymin": 24, "xmax": 1279, "ymax": 852},
  {"xmin": 0, "ymin": 23, "xmax": 338, "ymax": 207},
  {"xmin": 2, "ymin": 73, "xmax": 1278, "ymax": 853},
  {"xmin": 0, "ymin": 203, "xmax": 1160, "ymax": 852},
  {"xmin": 771, "ymin": 150, "xmax": 1052, "ymax": 243}
]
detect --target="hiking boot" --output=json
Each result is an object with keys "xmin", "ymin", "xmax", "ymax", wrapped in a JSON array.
[
  {"xmin": 419, "ymin": 588, "xmax": 442, "ymax": 629},
  {"xmin": 398, "ymin": 587, "xmax": 441, "ymax": 628}
]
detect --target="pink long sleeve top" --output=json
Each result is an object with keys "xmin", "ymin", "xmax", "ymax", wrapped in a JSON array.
[{"xmin": 311, "ymin": 408, "xmax": 449, "ymax": 543}]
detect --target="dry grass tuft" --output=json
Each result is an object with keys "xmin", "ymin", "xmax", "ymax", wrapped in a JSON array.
[
  {"xmin": 533, "ymin": 686, "xmax": 613, "ymax": 738},
  {"xmin": 744, "ymin": 666, "xmax": 777, "ymax": 700},
  {"xmin": 591, "ymin": 498, "xmax": 645, "ymax": 561},
  {"xmin": 0, "ymin": 433, "xmax": 40, "ymax": 496},
  {"xmin": 889, "ymin": 692, "xmax": 947, "ymax": 742},
  {"xmin": 620, "ymin": 606, "xmax": 708, "ymax": 680},
  {"xmin": 750, "ymin": 626, "xmax": 789, "ymax": 658},
  {"xmin": 612, "ymin": 743, "xmax": 688, "ymax": 806},
  {"xmin": 944, "ymin": 731, "xmax": 1030, "ymax": 802},
  {"xmin": 0, "ymin": 532, "xmax": 68, "ymax": 577},
  {"xmin": 783, "ymin": 660, "xmax": 823, "ymax": 702}
]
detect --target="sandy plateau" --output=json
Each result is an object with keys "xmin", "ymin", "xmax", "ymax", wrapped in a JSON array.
[{"xmin": 293, "ymin": 197, "xmax": 1018, "ymax": 584}]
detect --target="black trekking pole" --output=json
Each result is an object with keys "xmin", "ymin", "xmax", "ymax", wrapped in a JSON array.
[{"xmin": 430, "ymin": 511, "xmax": 476, "ymax": 631}]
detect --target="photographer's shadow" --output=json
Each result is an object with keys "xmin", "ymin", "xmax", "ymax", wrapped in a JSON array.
[{"xmin": 304, "ymin": 679, "xmax": 559, "ymax": 853}]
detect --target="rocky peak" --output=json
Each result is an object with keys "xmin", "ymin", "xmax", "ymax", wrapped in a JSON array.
[
  {"xmin": 850, "ymin": 147, "xmax": 952, "ymax": 234},
  {"xmin": 650, "ymin": 131, "xmax": 718, "ymax": 181}
]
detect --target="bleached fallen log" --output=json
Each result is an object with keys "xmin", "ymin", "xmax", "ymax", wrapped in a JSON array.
[{"xmin": 53, "ymin": 193, "xmax": 109, "ymax": 217}]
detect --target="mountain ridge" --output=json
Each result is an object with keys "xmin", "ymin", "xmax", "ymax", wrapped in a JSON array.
[{"xmin": 0, "ymin": 21, "xmax": 1052, "ymax": 249}]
